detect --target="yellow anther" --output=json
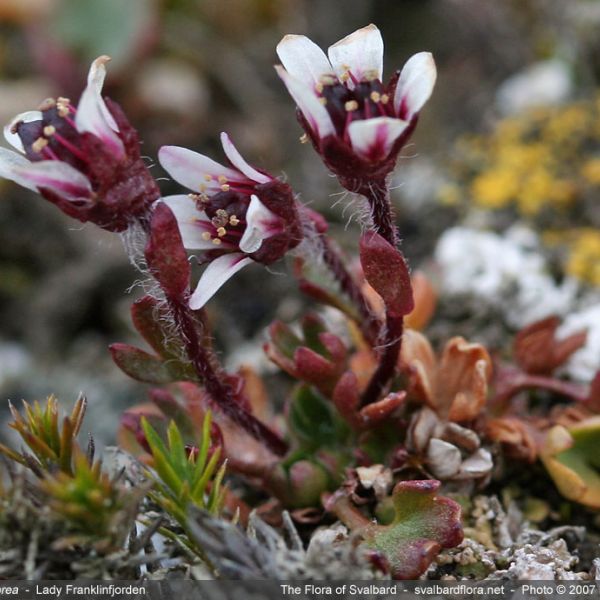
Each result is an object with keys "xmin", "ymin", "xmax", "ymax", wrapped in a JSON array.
[
  {"xmin": 344, "ymin": 100, "xmax": 359, "ymax": 112},
  {"xmin": 43, "ymin": 125, "xmax": 56, "ymax": 137},
  {"xmin": 38, "ymin": 98, "xmax": 56, "ymax": 111},
  {"xmin": 199, "ymin": 184, "xmax": 207, "ymax": 192},
  {"xmin": 217, "ymin": 226, "xmax": 227, "ymax": 237},
  {"xmin": 370, "ymin": 91, "xmax": 381, "ymax": 103},
  {"xmin": 211, "ymin": 238, "xmax": 222, "ymax": 246},
  {"xmin": 204, "ymin": 174, "xmax": 213, "ymax": 182},
  {"xmin": 57, "ymin": 97, "xmax": 71, "ymax": 105},
  {"xmin": 315, "ymin": 82, "xmax": 324, "ymax": 93},
  {"xmin": 229, "ymin": 215, "xmax": 240, "ymax": 226},
  {"xmin": 318, "ymin": 97, "xmax": 327, "ymax": 106},
  {"xmin": 340, "ymin": 72, "xmax": 350, "ymax": 83},
  {"xmin": 32, "ymin": 137, "xmax": 48, "ymax": 153},
  {"xmin": 380, "ymin": 94, "xmax": 389, "ymax": 105},
  {"xmin": 221, "ymin": 184, "xmax": 230, "ymax": 192},
  {"xmin": 319, "ymin": 74, "xmax": 337, "ymax": 86},
  {"xmin": 364, "ymin": 69, "xmax": 379, "ymax": 81},
  {"xmin": 201, "ymin": 232, "xmax": 212, "ymax": 241},
  {"xmin": 218, "ymin": 175, "xmax": 227, "ymax": 183}
]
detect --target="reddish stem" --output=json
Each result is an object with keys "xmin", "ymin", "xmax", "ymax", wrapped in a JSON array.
[
  {"xmin": 494, "ymin": 372, "xmax": 589, "ymax": 409},
  {"xmin": 359, "ymin": 179, "xmax": 398, "ymax": 248},
  {"xmin": 167, "ymin": 297, "xmax": 288, "ymax": 456},
  {"xmin": 360, "ymin": 314, "xmax": 403, "ymax": 407},
  {"xmin": 358, "ymin": 180, "xmax": 404, "ymax": 407}
]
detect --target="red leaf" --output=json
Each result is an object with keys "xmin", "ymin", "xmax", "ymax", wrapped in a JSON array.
[
  {"xmin": 145, "ymin": 202, "xmax": 190, "ymax": 298},
  {"xmin": 359, "ymin": 231, "xmax": 414, "ymax": 317}
]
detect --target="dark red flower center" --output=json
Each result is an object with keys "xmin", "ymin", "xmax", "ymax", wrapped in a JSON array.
[
  {"xmin": 191, "ymin": 190, "xmax": 250, "ymax": 248},
  {"xmin": 14, "ymin": 98, "xmax": 88, "ymax": 172},
  {"xmin": 318, "ymin": 77, "xmax": 397, "ymax": 138}
]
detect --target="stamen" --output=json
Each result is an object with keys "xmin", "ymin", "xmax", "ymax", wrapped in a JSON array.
[
  {"xmin": 318, "ymin": 97, "xmax": 327, "ymax": 106},
  {"xmin": 319, "ymin": 74, "xmax": 337, "ymax": 86},
  {"xmin": 211, "ymin": 238, "xmax": 222, "ymax": 246},
  {"xmin": 229, "ymin": 215, "xmax": 240, "ymax": 226},
  {"xmin": 204, "ymin": 174, "xmax": 213, "ymax": 182},
  {"xmin": 339, "ymin": 72, "xmax": 350, "ymax": 83},
  {"xmin": 380, "ymin": 94, "xmax": 389, "ymax": 105},
  {"xmin": 43, "ymin": 125, "xmax": 56, "ymax": 137},
  {"xmin": 38, "ymin": 98, "xmax": 56, "ymax": 111},
  {"xmin": 199, "ymin": 184, "xmax": 207, "ymax": 192},
  {"xmin": 42, "ymin": 145, "xmax": 60, "ymax": 161},
  {"xmin": 53, "ymin": 132, "xmax": 88, "ymax": 162},
  {"xmin": 201, "ymin": 232, "xmax": 212, "ymax": 241},
  {"xmin": 32, "ymin": 137, "xmax": 48, "ymax": 153},
  {"xmin": 370, "ymin": 91, "xmax": 381, "ymax": 103},
  {"xmin": 364, "ymin": 69, "xmax": 379, "ymax": 82},
  {"xmin": 56, "ymin": 97, "xmax": 71, "ymax": 118},
  {"xmin": 220, "ymin": 184, "xmax": 230, "ymax": 192},
  {"xmin": 345, "ymin": 100, "xmax": 359, "ymax": 112},
  {"xmin": 315, "ymin": 82, "xmax": 324, "ymax": 93},
  {"xmin": 218, "ymin": 175, "xmax": 227, "ymax": 184},
  {"xmin": 217, "ymin": 226, "xmax": 227, "ymax": 237},
  {"xmin": 299, "ymin": 134, "xmax": 309, "ymax": 144}
]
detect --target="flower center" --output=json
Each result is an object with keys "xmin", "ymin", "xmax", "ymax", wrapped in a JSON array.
[
  {"xmin": 15, "ymin": 98, "xmax": 87, "ymax": 169},
  {"xmin": 189, "ymin": 190, "xmax": 250, "ymax": 247},
  {"xmin": 317, "ymin": 76, "xmax": 395, "ymax": 137}
]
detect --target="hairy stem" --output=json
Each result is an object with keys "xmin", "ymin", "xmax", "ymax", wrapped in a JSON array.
[
  {"xmin": 168, "ymin": 298, "xmax": 288, "ymax": 456},
  {"xmin": 319, "ymin": 235, "xmax": 380, "ymax": 344},
  {"xmin": 359, "ymin": 179, "xmax": 398, "ymax": 248},
  {"xmin": 139, "ymin": 212, "xmax": 288, "ymax": 456},
  {"xmin": 360, "ymin": 313, "xmax": 403, "ymax": 407},
  {"xmin": 358, "ymin": 179, "xmax": 404, "ymax": 406}
]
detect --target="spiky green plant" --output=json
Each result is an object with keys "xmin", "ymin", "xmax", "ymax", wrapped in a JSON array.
[
  {"xmin": 0, "ymin": 395, "xmax": 86, "ymax": 476},
  {"xmin": 39, "ymin": 447, "xmax": 140, "ymax": 551},
  {"xmin": 141, "ymin": 412, "xmax": 226, "ymax": 528}
]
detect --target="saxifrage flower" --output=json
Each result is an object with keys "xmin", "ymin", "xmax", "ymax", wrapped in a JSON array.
[
  {"xmin": 0, "ymin": 56, "xmax": 159, "ymax": 232},
  {"xmin": 158, "ymin": 133, "xmax": 302, "ymax": 309},
  {"xmin": 276, "ymin": 24, "xmax": 436, "ymax": 186}
]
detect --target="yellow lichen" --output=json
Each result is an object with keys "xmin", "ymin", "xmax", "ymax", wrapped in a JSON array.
[{"xmin": 444, "ymin": 94, "xmax": 600, "ymax": 286}]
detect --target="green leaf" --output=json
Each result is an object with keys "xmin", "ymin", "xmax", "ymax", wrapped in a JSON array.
[
  {"xmin": 141, "ymin": 418, "xmax": 182, "ymax": 497},
  {"xmin": 541, "ymin": 417, "xmax": 600, "ymax": 509},
  {"xmin": 328, "ymin": 480, "xmax": 463, "ymax": 580},
  {"xmin": 110, "ymin": 343, "xmax": 196, "ymax": 384},
  {"xmin": 288, "ymin": 385, "xmax": 343, "ymax": 448}
]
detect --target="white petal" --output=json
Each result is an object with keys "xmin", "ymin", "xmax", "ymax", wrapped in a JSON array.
[
  {"xmin": 220, "ymin": 133, "xmax": 270, "ymax": 184},
  {"xmin": 189, "ymin": 253, "xmax": 253, "ymax": 310},
  {"xmin": 161, "ymin": 195, "xmax": 223, "ymax": 250},
  {"xmin": 276, "ymin": 34, "xmax": 334, "ymax": 87},
  {"xmin": 275, "ymin": 66, "xmax": 335, "ymax": 139},
  {"xmin": 239, "ymin": 194, "xmax": 280, "ymax": 253},
  {"xmin": 75, "ymin": 56, "xmax": 125, "ymax": 158},
  {"xmin": 328, "ymin": 24, "xmax": 384, "ymax": 85},
  {"xmin": 159, "ymin": 146, "xmax": 247, "ymax": 193},
  {"xmin": 393, "ymin": 52, "xmax": 437, "ymax": 120},
  {"xmin": 0, "ymin": 147, "xmax": 37, "ymax": 190},
  {"xmin": 4, "ymin": 111, "xmax": 43, "ymax": 152},
  {"xmin": 11, "ymin": 159, "xmax": 92, "ymax": 201},
  {"xmin": 347, "ymin": 116, "xmax": 408, "ymax": 161}
]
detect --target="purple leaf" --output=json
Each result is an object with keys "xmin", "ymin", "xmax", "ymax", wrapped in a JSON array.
[
  {"xmin": 145, "ymin": 202, "xmax": 190, "ymax": 299},
  {"xmin": 360, "ymin": 231, "xmax": 414, "ymax": 317}
]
